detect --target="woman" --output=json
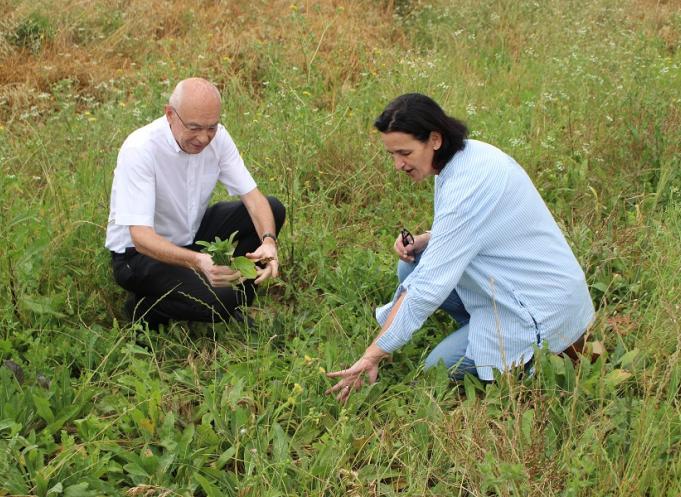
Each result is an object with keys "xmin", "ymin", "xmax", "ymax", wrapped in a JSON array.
[{"xmin": 326, "ymin": 93, "xmax": 594, "ymax": 402}]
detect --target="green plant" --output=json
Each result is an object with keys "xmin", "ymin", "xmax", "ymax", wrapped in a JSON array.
[
  {"xmin": 196, "ymin": 232, "xmax": 258, "ymax": 279},
  {"xmin": 7, "ymin": 12, "xmax": 54, "ymax": 52},
  {"xmin": 1, "ymin": 0, "xmax": 680, "ymax": 494}
]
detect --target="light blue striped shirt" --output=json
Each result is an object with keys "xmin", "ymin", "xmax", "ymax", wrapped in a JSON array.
[{"xmin": 376, "ymin": 140, "xmax": 595, "ymax": 380}]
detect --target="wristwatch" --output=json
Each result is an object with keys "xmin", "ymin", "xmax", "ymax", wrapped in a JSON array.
[{"xmin": 262, "ymin": 232, "xmax": 277, "ymax": 244}]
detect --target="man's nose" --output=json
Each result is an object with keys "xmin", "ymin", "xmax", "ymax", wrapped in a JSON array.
[{"xmin": 197, "ymin": 131, "xmax": 212, "ymax": 144}]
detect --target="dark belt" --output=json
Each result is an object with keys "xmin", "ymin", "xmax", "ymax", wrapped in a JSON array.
[{"xmin": 111, "ymin": 247, "xmax": 138, "ymax": 261}]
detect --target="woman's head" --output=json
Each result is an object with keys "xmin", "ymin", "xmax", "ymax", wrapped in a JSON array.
[{"xmin": 374, "ymin": 93, "xmax": 468, "ymax": 171}]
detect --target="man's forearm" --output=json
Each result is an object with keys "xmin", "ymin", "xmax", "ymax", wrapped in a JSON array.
[
  {"xmin": 130, "ymin": 225, "xmax": 200, "ymax": 269},
  {"xmin": 241, "ymin": 188, "xmax": 276, "ymax": 240}
]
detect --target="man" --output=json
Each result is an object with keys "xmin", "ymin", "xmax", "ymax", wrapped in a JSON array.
[{"xmin": 105, "ymin": 78, "xmax": 285, "ymax": 328}]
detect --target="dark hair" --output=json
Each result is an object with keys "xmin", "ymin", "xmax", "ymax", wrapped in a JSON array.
[{"xmin": 374, "ymin": 93, "xmax": 468, "ymax": 170}]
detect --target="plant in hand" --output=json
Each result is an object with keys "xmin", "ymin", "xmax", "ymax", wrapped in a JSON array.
[{"xmin": 196, "ymin": 231, "xmax": 258, "ymax": 279}]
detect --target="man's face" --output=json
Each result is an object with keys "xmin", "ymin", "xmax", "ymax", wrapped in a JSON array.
[
  {"xmin": 166, "ymin": 104, "xmax": 220, "ymax": 154},
  {"xmin": 381, "ymin": 131, "xmax": 441, "ymax": 182}
]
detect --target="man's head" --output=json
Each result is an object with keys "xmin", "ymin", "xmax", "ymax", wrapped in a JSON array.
[{"xmin": 165, "ymin": 78, "xmax": 222, "ymax": 154}]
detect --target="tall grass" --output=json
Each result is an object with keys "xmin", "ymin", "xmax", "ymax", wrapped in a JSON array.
[{"xmin": 1, "ymin": 0, "xmax": 680, "ymax": 495}]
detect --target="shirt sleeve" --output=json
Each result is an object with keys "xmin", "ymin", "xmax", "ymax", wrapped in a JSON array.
[
  {"xmin": 376, "ymin": 164, "xmax": 507, "ymax": 352},
  {"xmin": 112, "ymin": 145, "xmax": 156, "ymax": 227},
  {"xmin": 215, "ymin": 127, "xmax": 257, "ymax": 196}
]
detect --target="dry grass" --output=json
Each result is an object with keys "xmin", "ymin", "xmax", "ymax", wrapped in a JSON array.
[
  {"xmin": 0, "ymin": 0, "xmax": 403, "ymax": 121},
  {"xmin": 630, "ymin": 0, "xmax": 681, "ymax": 52}
]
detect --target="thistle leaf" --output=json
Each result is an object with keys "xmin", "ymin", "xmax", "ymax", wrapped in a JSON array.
[{"xmin": 232, "ymin": 256, "xmax": 258, "ymax": 279}]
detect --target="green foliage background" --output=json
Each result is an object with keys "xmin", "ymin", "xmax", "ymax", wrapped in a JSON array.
[{"xmin": 0, "ymin": 0, "xmax": 680, "ymax": 495}]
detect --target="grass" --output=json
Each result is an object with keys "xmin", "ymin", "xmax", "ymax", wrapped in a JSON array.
[{"xmin": 1, "ymin": 0, "xmax": 680, "ymax": 495}]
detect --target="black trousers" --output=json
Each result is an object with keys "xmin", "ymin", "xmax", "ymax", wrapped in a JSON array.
[{"xmin": 111, "ymin": 197, "xmax": 286, "ymax": 326}]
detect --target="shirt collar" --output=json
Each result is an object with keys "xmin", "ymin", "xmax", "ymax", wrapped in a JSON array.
[
  {"xmin": 437, "ymin": 144, "xmax": 462, "ymax": 182},
  {"xmin": 161, "ymin": 116, "xmax": 183, "ymax": 153}
]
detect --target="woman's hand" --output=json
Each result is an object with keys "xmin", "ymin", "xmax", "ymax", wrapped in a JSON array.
[
  {"xmin": 393, "ymin": 231, "xmax": 430, "ymax": 263},
  {"xmin": 325, "ymin": 344, "xmax": 389, "ymax": 403}
]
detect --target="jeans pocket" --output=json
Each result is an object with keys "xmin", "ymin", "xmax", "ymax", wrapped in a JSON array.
[{"xmin": 112, "ymin": 258, "xmax": 136, "ymax": 291}]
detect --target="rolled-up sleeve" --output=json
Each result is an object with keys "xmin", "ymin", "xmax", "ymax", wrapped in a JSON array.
[{"xmin": 113, "ymin": 147, "xmax": 156, "ymax": 227}]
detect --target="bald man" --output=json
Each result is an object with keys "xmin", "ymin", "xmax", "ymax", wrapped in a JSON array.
[{"xmin": 105, "ymin": 78, "xmax": 285, "ymax": 329}]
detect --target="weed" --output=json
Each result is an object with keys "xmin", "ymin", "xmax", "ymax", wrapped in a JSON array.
[{"xmin": 0, "ymin": 0, "xmax": 679, "ymax": 495}]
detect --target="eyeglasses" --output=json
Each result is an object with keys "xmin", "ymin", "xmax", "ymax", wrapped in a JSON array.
[
  {"xmin": 400, "ymin": 227, "xmax": 414, "ymax": 247},
  {"xmin": 171, "ymin": 107, "xmax": 219, "ymax": 133}
]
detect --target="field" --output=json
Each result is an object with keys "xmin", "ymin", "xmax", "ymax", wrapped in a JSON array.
[{"xmin": 1, "ymin": 0, "xmax": 680, "ymax": 495}]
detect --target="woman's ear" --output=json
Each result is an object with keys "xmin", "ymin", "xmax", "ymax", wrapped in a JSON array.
[{"xmin": 430, "ymin": 131, "xmax": 443, "ymax": 151}]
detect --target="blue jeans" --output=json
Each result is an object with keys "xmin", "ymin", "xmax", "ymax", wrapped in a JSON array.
[{"xmin": 397, "ymin": 254, "xmax": 476, "ymax": 380}]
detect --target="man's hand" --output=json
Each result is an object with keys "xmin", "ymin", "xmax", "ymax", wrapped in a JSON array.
[
  {"xmin": 195, "ymin": 252, "xmax": 243, "ymax": 287},
  {"xmin": 393, "ymin": 231, "xmax": 430, "ymax": 262},
  {"xmin": 325, "ymin": 344, "xmax": 389, "ymax": 404},
  {"xmin": 246, "ymin": 240, "xmax": 279, "ymax": 284}
]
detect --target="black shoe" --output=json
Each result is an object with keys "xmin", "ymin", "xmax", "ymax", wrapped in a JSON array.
[
  {"xmin": 123, "ymin": 293, "xmax": 137, "ymax": 322},
  {"xmin": 123, "ymin": 294, "xmax": 167, "ymax": 331},
  {"xmin": 231, "ymin": 310, "xmax": 255, "ymax": 329}
]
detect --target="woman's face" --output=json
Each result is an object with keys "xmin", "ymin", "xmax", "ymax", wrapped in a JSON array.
[{"xmin": 381, "ymin": 131, "xmax": 442, "ymax": 182}]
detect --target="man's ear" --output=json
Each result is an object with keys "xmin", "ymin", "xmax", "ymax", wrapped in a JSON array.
[{"xmin": 164, "ymin": 105, "xmax": 174, "ymax": 121}]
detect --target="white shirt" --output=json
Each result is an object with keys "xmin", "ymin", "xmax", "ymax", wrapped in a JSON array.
[
  {"xmin": 376, "ymin": 140, "xmax": 594, "ymax": 380},
  {"xmin": 105, "ymin": 117, "xmax": 257, "ymax": 253}
]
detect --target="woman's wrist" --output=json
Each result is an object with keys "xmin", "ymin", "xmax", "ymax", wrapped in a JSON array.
[
  {"xmin": 364, "ymin": 343, "xmax": 389, "ymax": 362},
  {"xmin": 414, "ymin": 232, "xmax": 431, "ymax": 251}
]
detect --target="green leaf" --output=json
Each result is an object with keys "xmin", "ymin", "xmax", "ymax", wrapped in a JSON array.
[
  {"xmin": 617, "ymin": 349, "xmax": 640, "ymax": 369},
  {"xmin": 46, "ymin": 482, "xmax": 63, "ymax": 496},
  {"xmin": 232, "ymin": 256, "xmax": 257, "ymax": 279},
  {"xmin": 21, "ymin": 295, "xmax": 66, "ymax": 318},
  {"xmin": 123, "ymin": 462, "xmax": 149, "ymax": 477},
  {"xmin": 64, "ymin": 482, "xmax": 93, "ymax": 497},
  {"xmin": 195, "ymin": 474, "xmax": 223, "ymax": 497},
  {"xmin": 592, "ymin": 281, "xmax": 609, "ymax": 293},
  {"xmin": 272, "ymin": 422, "xmax": 289, "ymax": 463},
  {"xmin": 32, "ymin": 393, "xmax": 55, "ymax": 423},
  {"xmin": 604, "ymin": 369, "xmax": 632, "ymax": 389},
  {"xmin": 198, "ymin": 233, "xmax": 240, "ymax": 266},
  {"xmin": 214, "ymin": 446, "xmax": 236, "ymax": 470}
]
